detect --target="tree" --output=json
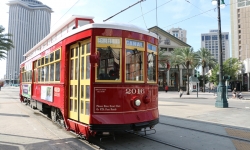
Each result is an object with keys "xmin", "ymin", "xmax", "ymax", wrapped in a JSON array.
[
  {"xmin": 196, "ymin": 48, "xmax": 216, "ymax": 92},
  {"xmin": 209, "ymin": 58, "xmax": 241, "ymax": 85},
  {"xmin": 177, "ymin": 47, "xmax": 199, "ymax": 95},
  {"xmin": 169, "ymin": 48, "xmax": 183, "ymax": 91},
  {"xmin": 0, "ymin": 25, "xmax": 14, "ymax": 60}
]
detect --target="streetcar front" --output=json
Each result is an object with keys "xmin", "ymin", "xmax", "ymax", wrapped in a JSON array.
[{"xmin": 89, "ymin": 29, "xmax": 159, "ymax": 133}]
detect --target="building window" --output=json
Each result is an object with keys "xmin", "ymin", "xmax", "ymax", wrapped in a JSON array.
[
  {"xmin": 239, "ymin": 30, "xmax": 241, "ymax": 34},
  {"xmin": 205, "ymin": 36, "xmax": 211, "ymax": 40},
  {"xmin": 238, "ymin": 19, "xmax": 240, "ymax": 23},
  {"xmin": 239, "ymin": 35, "xmax": 241, "ymax": 39},
  {"xmin": 238, "ymin": 25, "xmax": 241, "ymax": 28}
]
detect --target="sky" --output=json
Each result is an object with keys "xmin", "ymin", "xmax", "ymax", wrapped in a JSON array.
[{"xmin": 0, "ymin": 0, "xmax": 232, "ymax": 79}]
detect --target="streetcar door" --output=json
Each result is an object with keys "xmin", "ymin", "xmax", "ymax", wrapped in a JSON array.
[{"xmin": 69, "ymin": 39, "xmax": 90, "ymax": 124}]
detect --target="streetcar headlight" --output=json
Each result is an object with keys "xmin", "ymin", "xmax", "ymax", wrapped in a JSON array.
[{"xmin": 134, "ymin": 99, "xmax": 141, "ymax": 106}]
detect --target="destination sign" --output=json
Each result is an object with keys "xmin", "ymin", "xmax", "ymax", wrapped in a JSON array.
[
  {"xmin": 97, "ymin": 37, "xmax": 120, "ymax": 44},
  {"xmin": 147, "ymin": 43, "xmax": 157, "ymax": 52},
  {"xmin": 126, "ymin": 39, "xmax": 144, "ymax": 48}
]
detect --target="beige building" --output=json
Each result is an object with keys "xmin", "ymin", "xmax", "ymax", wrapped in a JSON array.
[
  {"xmin": 230, "ymin": 0, "xmax": 250, "ymax": 60},
  {"xmin": 166, "ymin": 27, "xmax": 187, "ymax": 43},
  {"xmin": 148, "ymin": 26, "xmax": 191, "ymax": 91},
  {"xmin": 230, "ymin": 0, "xmax": 250, "ymax": 91}
]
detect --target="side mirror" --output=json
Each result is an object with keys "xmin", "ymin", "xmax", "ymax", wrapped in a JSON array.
[{"xmin": 89, "ymin": 52, "xmax": 100, "ymax": 64}]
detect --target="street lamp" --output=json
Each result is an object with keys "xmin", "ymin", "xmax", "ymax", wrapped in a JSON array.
[{"xmin": 212, "ymin": 0, "xmax": 228, "ymax": 108}]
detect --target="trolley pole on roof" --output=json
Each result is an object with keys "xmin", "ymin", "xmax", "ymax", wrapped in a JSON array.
[{"xmin": 103, "ymin": 0, "xmax": 146, "ymax": 22}]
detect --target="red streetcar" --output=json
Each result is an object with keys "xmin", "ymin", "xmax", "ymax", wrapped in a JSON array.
[{"xmin": 20, "ymin": 15, "xmax": 159, "ymax": 139}]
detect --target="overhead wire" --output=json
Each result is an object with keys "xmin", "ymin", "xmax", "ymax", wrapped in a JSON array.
[
  {"xmin": 184, "ymin": 0, "xmax": 216, "ymax": 20},
  {"xmin": 51, "ymin": 0, "xmax": 81, "ymax": 28},
  {"xmin": 129, "ymin": 0, "xmax": 241, "ymax": 29},
  {"xmin": 140, "ymin": 1, "xmax": 148, "ymax": 29},
  {"xmin": 128, "ymin": 0, "xmax": 173, "ymax": 23},
  {"xmin": 163, "ymin": 0, "xmax": 241, "ymax": 29}
]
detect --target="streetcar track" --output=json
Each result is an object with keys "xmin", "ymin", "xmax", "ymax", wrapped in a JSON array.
[
  {"xmin": 159, "ymin": 122, "xmax": 250, "ymax": 143},
  {"xmin": 160, "ymin": 115, "xmax": 250, "ymax": 131},
  {"xmin": 126, "ymin": 130, "xmax": 189, "ymax": 150}
]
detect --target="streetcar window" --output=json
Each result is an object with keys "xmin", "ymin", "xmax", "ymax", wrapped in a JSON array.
[
  {"xmin": 45, "ymin": 55, "xmax": 49, "ymax": 64},
  {"xmin": 70, "ymin": 60, "xmax": 74, "ymax": 80},
  {"xmin": 85, "ymin": 102, "xmax": 90, "ymax": 115},
  {"xmin": 55, "ymin": 50, "xmax": 60, "ymax": 60},
  {"xmin": 75, "ymin": 47, "xmax": 78, "ymax": 57},
  {"xmin": 81, "ymin": 101, "xmax": 84, "ymax": 114},
  {"xmin": 96, "ymin": 47, "xmax": 121, "ymax": 81},
  {"xmin": 86, "ymin": 85, "xmax": 90, "ymax": 99},
  {"xmin": 70, "ymin": 99, "xmax": 73, "ymax": 111},
  {"xmin": 125, "ymin": 49, "xmax": 144, "ymax": 81},
  {"xmin": 70, "ymin": 85, "xmax": 73, "ymax": 97},
  {"xmin": 50, "ymin": 64, "xmax": 54, "ymax": 81},
  {"xmin": 50, "ymin": 52, "xmax": 54, "ymax": 62},
  {"xmin": 74, "ymin": 99, "xmax": 77, "ymax": 112},
  {"xmin": 38, "ymin": 68, "xmax": 41, "ymax": 82},
  {"xmin": 55, "ymin": 62, "xmax": 60, "ymax": 81},
  {"xmin": 75, "ymin": 58, "xmax": 78, "ymax": 80},
  {"xmin": 86, "ymin": 55, "xmax": 90, "ymax": 79},
  {"xmin": 74, "ymin": 85, "xmax": 77, "ymax": 98},
  {"xmin": 81, "ymin": 85, "xmax": 84, "ymax": 98},
  {"xmin": 41, "ymin": 57, "xmax": 44, "ymax": 65},
  {"xmin": 147, "ymin": 52, "xmax": 157, "ymax": 82},
  {"xmin": 41, "ymin": 67, "xmax": 44, "ymax": 82},
  {"xmin": 45, "ymin": 65, "xmax": 49, "ymax": 82},
  {"xmin": 86, "ymin": 43, "xmax": 90, "ymax": 53},
  {"xmin": 81, "ymin": 57, "xmax": 85, "ymax": 80},
  {"xmin": 81, "ymin": 45, "xmax": 85, "ymax": 55},
  {"xmin": 71, "ymin": 48, "xmax": 74, "ymax": 58}
]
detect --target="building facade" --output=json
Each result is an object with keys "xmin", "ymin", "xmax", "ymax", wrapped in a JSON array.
[
  {"xmin": 149, "ymin": 26, "xmax": 192, "ymax": 91},
  {"xmin": 201, "ymin": 30, "xmax": 230, "ymax": 64},
  {"xmin": 6, "ymin": 0, "xmax": 52, "ymax": 84},
  {"xmin": 230, "ymin": 0, "xmax": 250, "ymax": 61},
  {"xmin": 166, "ymin": 27, "xmax": 187, "ymax": 43},
  {"xmin": 230, "ymin": 0, "xmax": 250, "ymax": 91}
]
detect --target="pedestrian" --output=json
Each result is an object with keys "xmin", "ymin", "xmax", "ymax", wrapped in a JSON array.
[
  {"xmin": 179, "ymin": 89, "xmax": 183, "ymax": 98},
  {"xmin": 232, "ymin": 88, "xmax": 237, "ymax": 99}
]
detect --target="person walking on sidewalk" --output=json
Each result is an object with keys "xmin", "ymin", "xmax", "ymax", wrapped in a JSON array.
[
  {"xmin": 232, "ymin": 88, "xmax": 237, "ymax": 99},
  {"xmin": 179, "ymin": 89, "xmax": 183, "ymax": 98}
]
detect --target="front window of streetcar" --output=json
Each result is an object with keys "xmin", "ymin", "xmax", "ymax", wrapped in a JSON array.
[
  {"xmin": 96, "ymin": 46, "xmax": 121, "ymax": 81},
  {"xmin": 147, "ymin": 43, "xmax": 157, "ymax": 83},
  {"xmin": 125, "ymin": 49, "xmax": 144, "ymax": 81}
]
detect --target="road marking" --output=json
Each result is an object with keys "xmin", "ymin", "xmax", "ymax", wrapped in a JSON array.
[{"xmin": 246, "ymin": 107, "xmax": 249, "ymax": 109}]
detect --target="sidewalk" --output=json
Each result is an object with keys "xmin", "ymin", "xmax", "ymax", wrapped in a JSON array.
[{"xmin": 159, "ymin": 90, "xmax": 250, "ymax": 100}]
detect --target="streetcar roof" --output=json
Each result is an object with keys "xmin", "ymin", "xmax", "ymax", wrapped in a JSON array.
[{"xmin": 22, "ymin": 15, "xmax": 157, "ymax": 65}]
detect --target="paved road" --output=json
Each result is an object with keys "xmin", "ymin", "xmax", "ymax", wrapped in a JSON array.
[
  {"xmin": 1, "ymin": 86, "xmax": 250, "ymax": 150},
  {"xmin": 0, "ymin": 86, "xmax": 96, "ymax": 150}
]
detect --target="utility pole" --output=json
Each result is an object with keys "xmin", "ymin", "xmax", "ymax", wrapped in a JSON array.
[{"xmin": 103, "ymin": 0, "xmax": 146, "ymax": 22}]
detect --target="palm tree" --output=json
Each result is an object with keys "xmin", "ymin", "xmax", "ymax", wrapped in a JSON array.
[
  {"xmin": 0, "ymin": 25, "xmax": 14, "ymax": 60},
  {"xmin": 169, "ymin": 48, "xmax": 183, "ymax": 91},
  {"xmin": 196, "ymin": 48, "xmax": 217, "ymax": 92},
  {"xmin": 178, "ymin": 47, "xmax": 199, "ymax": 95}
]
